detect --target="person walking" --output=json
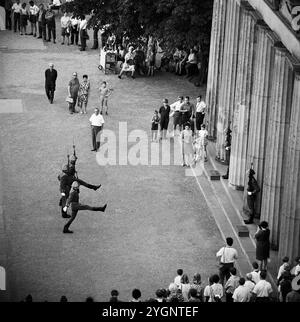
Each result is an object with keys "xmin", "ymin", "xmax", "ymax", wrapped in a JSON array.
[
  {"xmin": 45, "ymin": 62, "xmax": 57, "ymax": 104},
  {"xmin": 67, "ymin": 72, "xmax": 80, "ymax": 114},
  {"xmin": 99, "ymin": 81, "xmax": 113, "ymax": 115},
  {"xmin": 78, "ymin": 74, "xmax": 90, "ymax": 114},
  {"xmin": 12, "ymin": 0, "xmax": 22, "ymax": 33},
  {"xmin": 216, "ymin": 237, "xmax": 238, "ymax": 285},
  {"xmin": 28, "ymin": 1, "xmax": 39, "ymax": 37},
  {"xmin": 159, "ymin": 98, "xmax": 170, "ymax": 140},
  {"xmin": 62, "ymin": 181, "xmax": 107, "ymax": 234},
  {"xmin": 181, "ymin": 123, "xmax": 194, "ymax": 167},
  {"xmin": 255, "ymin": 221, "xmax": 270, "ymax": 271},
  {"xmin": 37, "ymin": 3, "xmax": 46, "ymax": 40},
  {"xmin": 89, "ymin": 108, "xmax": 105, "ymax": 151}
]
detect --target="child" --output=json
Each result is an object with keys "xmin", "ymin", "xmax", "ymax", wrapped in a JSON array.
[
  {"xmin": 99, "ymin": 81, "xmax": 113, "ymax": 115},
  {"xmin": 78, "ymin": 74, "xmax": 90, "ymax": 114},
  {"xmin": 20, "ymin": 3, "xmax": 28, "ymax": 35},
  {"xmin": 151, "ymin": 110, "xmax": 160, "ymax": 142},
  {"xmin": 194, "ymin": 124, "xmax": 208, "ymax": 163}
]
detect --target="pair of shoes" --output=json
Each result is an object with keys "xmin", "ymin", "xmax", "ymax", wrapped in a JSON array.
[
  {"xmin": 28, "ymin": 32, "xmax": 33, "ymax": 35},
  {"xmin": 47, "ymin": 39, "xmax": 51, "ymax": 42},
  {"xmin": 118, "ymin": 75, "xmax": 121, "ymax": 79},
  {"xmin": 61, "ymin": 42, "xmax": 64, "ymax": 45},
  {"xmin": 62, "ymin": 214, "xmax": 71, "ymax": 219},
  {"xmin": 91, "ymin": 149, "xmax": 97, "ymax": 151},
  {"xmin": 20, "ymin": 33, "xmax": 23, "ymax": 35},
  {"xmin": 131, "ymin": 75, "xmax": 135, "ymax": 79},
  {"xmin": 79, "ymin": 48, "xmax": 85, "ymax": 51},
  {"xmin": 50, "ymin": 100, "xmax": 53, "ymax": 104},
  {"xmin": 100, "ymin": 111, "xmax": 103, "ymax": 115},
  {"xmin": 244, "ymin": 220, "xmax": 254, "ymax": 225},
  {"xmin": 70, "ymin": 112, "xmax": 74, "ymax": 114},
  {"xmin": 37, "ymin": 36, "xmax": 42, "ymax": 39},
  {"xmin": 222, "ymin": 175, "xmax": 228, "ymax": 179},
  {"xmin": 53, "ymin": 40, "xmax": 56, "ymax": 44},
  {"xmin": 105, "ymin": 112, "xmax": 108, "ymax": 115},
  {"xmin": 33, "ymin": 34, "xmax": 36, "ymax": 37},
  {"xmin": 63, "ymin": 228, "xmax": 73, "ymax": 234}
]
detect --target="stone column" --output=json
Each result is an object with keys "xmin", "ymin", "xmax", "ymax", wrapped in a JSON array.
[
  {"xmin": 229, "ymin": 3, "xmax": 258, "ymax": 190},
  {"xmin": 279, "ymin": 71, "xmax": 300, "ymax": 261},
  {"xmin": 216, "ymin": 0, "xmax": 241, "ymax": 161},
  {"xmin": 243, "ymin": 24, "xmax": 279, "ymax": 217},
  {"xmin": 206, "ymin": 0, "xmax": 227, "ymax": 139},
  {"xmin": 261, "ymin": 46, "xmax": 295, "ymax": 250}
]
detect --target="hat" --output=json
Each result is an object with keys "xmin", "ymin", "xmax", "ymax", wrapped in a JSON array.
[
  {"xmin": 163, "ymin": 98, "xmax": 168, "ymax": 103},
  {"xmin": 49, "ymin": 62, "xmax": 54, "ymax": 67}
]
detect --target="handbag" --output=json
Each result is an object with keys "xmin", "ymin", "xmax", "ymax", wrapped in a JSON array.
[{"xmin": 66, "ymin": 96, "xmax": 74, "ymax": 103}]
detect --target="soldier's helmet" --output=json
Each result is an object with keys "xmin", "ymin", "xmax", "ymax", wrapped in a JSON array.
[
  {"xmin": 70, "ymin": 155, "xmax": 77, "ymax": 165},
  {"xmin": 62, "ymin": 164, "xmax": 69, "ymax": 173},
  {"xmin": 71, "ymin": 181, "xmax": 80, "ymax": 189}
]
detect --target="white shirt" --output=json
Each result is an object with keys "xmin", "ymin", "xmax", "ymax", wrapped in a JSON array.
[
  {"xmin": 203, "ymin": 283, "xmax": 223, "ymax": 302},
  {"xmin": 170, "ymin": 100, "xmax": 184, "ymax": 113},
  {"xmin": 89, "ymin": 113, "xmax": 105, "ymax": 127},
  {"xmin": 252, "ymin": 280, "xmax": 273, "ymax": 297},
  {"xmin": 294, "ymin": 264, "xmax": 300, "ymax": 276},
  {"xmin": 79, "ymin": 19, "xmax": 87, "ymax": 30},
  {"xmin": 196, "ymin": 101, "xmax": 207, "ymax": 113},
  {"xmin": 61, "ymin": 16, "xmax": 71, "ymax": 28},
  {"xmin": 251, "ymin": 270, "xmax": 261, "ymax": 284},
  {"xmin": 71, "ymin": 17, "xmax": 79, "ymax": 26},
  {"xmin": 244, "ymin": 280, "xmax": 255, "ymax": 293},
  {"xmin": 0, "ymin": 266, "xmax": 5, "ymax": 290},
  {"xmin": 29, "ymin": 5, "xmax": 39, "ymax": 15},
  {"xmin": 233, "ymin": 285, "xmax": 251, "ymax": 302},
  {"xmin": 12, "ymin": 3, "xmax": 22, "ymax": 13},
  {"xmin": 277, "ymin": 264, "xmax": 286, "ymax": 280},
  {"xmin": 216, "ymin": 246, "xmax": 238, "ymax": 264},
  {"xmin": 53, "ymin": 0, "xmax": 61, "ymax": 5},
  {"xmin": 174, "ymin": 275, "xmax": 182, "ymax": 287}
]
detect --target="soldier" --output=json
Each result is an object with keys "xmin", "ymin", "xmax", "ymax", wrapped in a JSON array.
[
  {"xmin": 222, "ymin": 127, "xmax": 232, "ymax": 179},
  {"xmin": 58, "ymin": 163, "xmax": 101, "ymax": 218},
  {"xmin": 63, "ymin": 181, "xmax": 107, "ymax": 233},
  {"xmin": 244, "ymin": 169, "xmax": 260, "ymax": 224}
]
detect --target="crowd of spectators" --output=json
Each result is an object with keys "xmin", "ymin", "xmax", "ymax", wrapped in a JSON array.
[{"xmin": 19, "ymin": 254, "xmax": 300, "ymax": 302}]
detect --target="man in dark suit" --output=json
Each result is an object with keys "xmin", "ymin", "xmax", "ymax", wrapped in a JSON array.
[{"xmin": 45, "ymin": 62, "xmax": 57, "ymax": 104}]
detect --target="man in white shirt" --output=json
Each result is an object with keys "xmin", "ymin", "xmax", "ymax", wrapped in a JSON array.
[
  {"xmin": 12, "ymin": 0, "xmax": 22, "ymax": 32},
  {"xmin": 89, "ymin": 108, "xmax": 105, "ymax": 151},
  {"xmin": 216, "ymin": 237, "xmax": 238, "ymax": 285},
  {"xmin": 232, "ymin": 278, "xmax": 251, "ymax": 302},
  {"xmin": 79, "ymin": 14, "xmax": 88, "ymax": 51},
  {"xmin": 195, "ymin": 95, "xmax": 207, "ymax": 131},
  {"xmin": 249, "ymin": 261, "xmax": 260, "ymax": 284},
  {"xmin": 170, "ymin": 96, "xmax": 184, "ymax": 136},
  {"xmin": 244, "ymin": 273, "xmax": 255, "ymax": 293},
  {"xmin": 251, "ymin": 270, "xmax": 273, "ymax": 302}
]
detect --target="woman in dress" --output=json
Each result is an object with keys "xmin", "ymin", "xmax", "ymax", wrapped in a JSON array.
[
  {"xmin": 255, "ymin": 221, "xmax": 270, "ymax": 271},
  {"xmin": 60, "ymin": 11, "xmax": 71, "ymax": 45},
  {"xmin": 20, "ymin": 2, "xmax": 28, "ymax": 35},
  {"xmin": 181, "ymin": 123, "xmax": 194, "ymax": 167},
  {"xmin": 194, "ymin": 124, "xmax": 208, "ymax": 163},
  {"xmin": 189, "ymin": 273, "xmax": 204, "ymax": 302},
  {"xmin": 180, "ymin": 274, "xmax": 191, "ymax": 302},
  {"xmin": 118, "ymin": 46, "xmax": 136, "ymax": 79},
  {"xmin": 78, "ymin": 74, "xmax": 90, "ymax": 114}
]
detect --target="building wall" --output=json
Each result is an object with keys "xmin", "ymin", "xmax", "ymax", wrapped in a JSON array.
[{"xmin": 206, "ymin": 0, "xmax": 300, "ymax": 261}]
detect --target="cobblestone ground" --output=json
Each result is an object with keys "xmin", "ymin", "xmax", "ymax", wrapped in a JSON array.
[{"xmin": 0, "ymin": 19, "xmax": 224, "ymax": 302}]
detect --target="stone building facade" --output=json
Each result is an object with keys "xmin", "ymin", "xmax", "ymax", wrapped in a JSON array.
[{"xmin": 206, "ymin": 0, "xmax": 300, "ymax": 261}]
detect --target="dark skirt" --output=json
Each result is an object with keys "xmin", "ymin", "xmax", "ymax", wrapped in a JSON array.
[
  {"xmin": 21, "ymin": 15, "xmax": 28, "ymax": 27},
  {"xmin": 151, "ymin": 123, "xmax": 158, "ymax": 131}
]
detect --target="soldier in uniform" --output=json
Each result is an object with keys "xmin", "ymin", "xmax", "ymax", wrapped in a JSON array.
[
  {"xmin": 244, "ymin": 168, "xmax": 260, "ymax": 224},
  {"xmin": 63, "ymin": 181, "xmax": 107, "ymax": 233},
  {"xmin": 58, "ymin": 162, "xmax": 101, "ymax": 218},
  {"xmin": 222, "ymin": 127, "xmax": 232, "ymax": 179}
]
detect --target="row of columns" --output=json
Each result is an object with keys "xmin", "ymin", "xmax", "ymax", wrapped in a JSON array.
[{"xmin": 206, "ymin": 0, "xmax": 300, "ymax": 259}]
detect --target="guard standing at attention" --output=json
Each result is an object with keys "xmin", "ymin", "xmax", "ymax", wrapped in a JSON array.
[
  {"xmin": 244, "ymin": 168, "xmax": 260, "ymax": 224},
  {"xmin": 63, "ymin": 181, "xmax": 107, "ymax": 233}
]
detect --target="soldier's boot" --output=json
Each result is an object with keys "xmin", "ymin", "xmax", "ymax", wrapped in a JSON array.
[
  {"xmin": 63, "ymin": 225, "xmax": 73, "ymax": 233},
  {"xmin": 92, "ymin": 204, "xmax": 107, "ymax": 212}
]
